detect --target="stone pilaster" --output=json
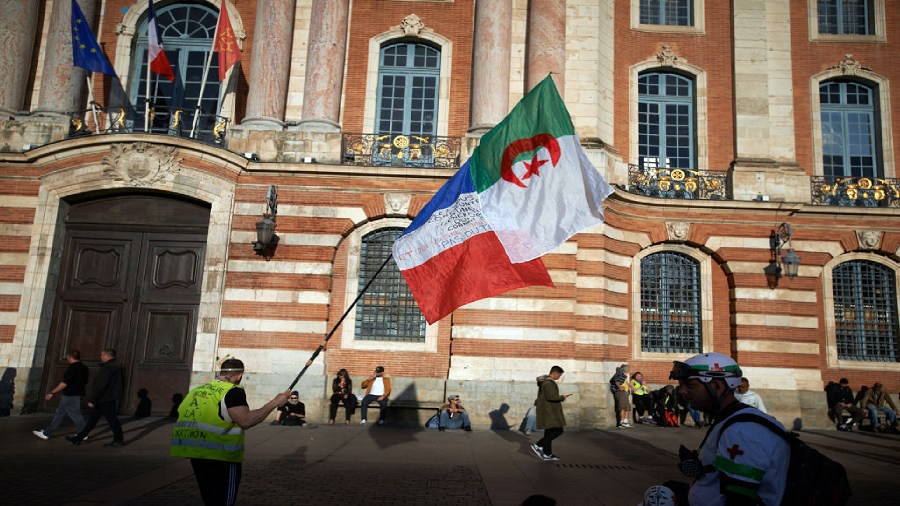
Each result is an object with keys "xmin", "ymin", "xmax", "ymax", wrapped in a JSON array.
[
  {"xmin": 298, "ymin": 0, "xmax": 349, "ymax": 132},
  {"xmin": 731, "ymin": 0, "xmax": 804, "ymax": 202},
  {"xmin": 468, "ymin": 0, "xmax": 512, "ymax": 135},
  {"xmin": 243, "ymin": 0, "xmax": 296, "ymax": 129},
  {"xmin": 33, "ymin": 0, "xmax": 98, "ymax": 119},
  {"xmin": 0, "ymin": 1, "xmax": 40, "ymax": 117},
  {"xmin": 525, "ymin": 0, "xmax": 566, "ymax": 97}
]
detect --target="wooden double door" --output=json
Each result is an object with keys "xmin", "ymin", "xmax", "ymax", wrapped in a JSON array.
[{"xmin": 42, "ymin": 194, "xmax": 210, "ymax": 415}]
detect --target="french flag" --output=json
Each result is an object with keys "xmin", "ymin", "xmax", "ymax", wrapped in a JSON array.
[
  {"xmin": 391, "ymin": 161, "xmax": 554, "ymax": 324},
  {"xmin": 147, "ymin": 1, "xmax": 175, "ymax": 82}
]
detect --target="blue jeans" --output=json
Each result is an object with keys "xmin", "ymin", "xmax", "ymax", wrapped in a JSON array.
[
  {"xmin": 360, "ymin": 395, "xmax": 388, "ymax": 422},
  {"xmin": 867, "ymin": 404, "xmax": 897, "ymax": 427},
  {"xmin": 684, "ymin": 404, "xmax": 701, "ymax": 423},
  {"xmin": 440, "ymin": 410, "xmax": 470, "ymax": 429},
  {"xmin": 524, "ymin": 414, "xmax": 537, "ymax": 432}
]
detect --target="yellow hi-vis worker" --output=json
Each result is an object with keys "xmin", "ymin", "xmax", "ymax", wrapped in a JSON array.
[{"xmin": 171, "ymin": 358, "xmax": 289, "ymax": 506}]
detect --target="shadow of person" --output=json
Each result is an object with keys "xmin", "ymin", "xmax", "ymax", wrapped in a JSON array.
[
  {"xmin": 793, "ymin": 417, "xmax": 803, "ymax": 431},
  {"xmin": 0, "ymin": 367, "xmax": 16, "ymax": 417},
  {"xmin": 169, "ymin": 393, "xmax": 184, "ymax": 418},
  {"xmin": 490, "ymin": 403, "xmax": 511, "ymax": 430},
  {"xmin": 135, "ymin": 388, "xmax": 152, "ymax": 418},
  {"xmin": 367, "ymin": 383, "xmax": 423, "ymax": 450}
]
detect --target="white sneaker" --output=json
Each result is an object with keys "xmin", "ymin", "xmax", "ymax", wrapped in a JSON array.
[
  {"xmin": 543, "ymin": 453, "xmax": 560, "ymax": 461},
  {"xmin": 32, "ymin": 430, "xmax": 48, "ymax": 440},
  {"xmin": 530, "ymin": 444, "xmax": 544, "ymax": 459},
  {"xmin": 360, "ymin": 419, "xmax": 367, "ymax": 426}
]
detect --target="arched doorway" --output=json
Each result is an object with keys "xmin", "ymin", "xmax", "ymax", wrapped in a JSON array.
[{"xmin": 42, "ymin": 192, "xmax": 210, "ymax": 415}]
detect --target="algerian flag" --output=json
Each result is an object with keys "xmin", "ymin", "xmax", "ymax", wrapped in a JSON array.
[{"xmin": 470, "ymin": 76, "xmax": 613, "ymax": 263}]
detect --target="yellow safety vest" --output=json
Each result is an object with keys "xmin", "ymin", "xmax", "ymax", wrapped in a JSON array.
[
  {"xmin": 170, "ymin": 380, "xmax": 245, "ymax": 462},
  {"xmin": 631, "ymin": 379, "xmax": 650, "ymax": 395}
]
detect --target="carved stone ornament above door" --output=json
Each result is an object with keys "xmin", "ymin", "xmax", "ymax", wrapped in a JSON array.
[
  {"xmin": 856, "ymin": 230, "xmax": 882, "ymax": 250},
  {"xmin": 666, "ymin": 221, "xmax": 690, "ymax": 241},
  {"xmin": 101, "ymin": 142, "xmax": 184, "ymax": 187},
  {"xmin": 393, "ymin": 14, "xmax": 432, "ymax": 37}
]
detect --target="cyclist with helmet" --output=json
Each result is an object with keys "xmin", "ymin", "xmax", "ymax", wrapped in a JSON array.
[{"xmin": 661, "ymin": 352, "xmax": 789, "ymax": 506}]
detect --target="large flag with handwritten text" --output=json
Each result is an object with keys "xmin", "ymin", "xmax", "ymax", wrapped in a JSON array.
[{"xmin": 392, "ymin": 76, "xmax": 612, "ymax": 324}]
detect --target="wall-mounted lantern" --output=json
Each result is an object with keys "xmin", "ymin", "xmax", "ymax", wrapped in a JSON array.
[
  {"xmin": 769, "ymin": 223, "xmax": 800, "ymax": 281},
  {"xmin": 253, "ymin": 185, "xmax": 278, "ymax": 259}
]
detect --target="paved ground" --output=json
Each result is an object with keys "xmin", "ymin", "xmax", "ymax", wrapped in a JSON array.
[{"xmin": 2, "ymin": 414, "xmax": 898, "ymax": 505}]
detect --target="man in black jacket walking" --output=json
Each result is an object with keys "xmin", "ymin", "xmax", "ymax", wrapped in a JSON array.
[{"xmin": 67, "ymin": 349, "xmax": 124, "ymax": 447}]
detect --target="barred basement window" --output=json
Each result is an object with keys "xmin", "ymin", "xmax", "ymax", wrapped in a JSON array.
[
  {"xmin": 355, "ymin": 228, "xmax": 426, "ymax": 342},
  {"xmin": 833, "ymin": 260, "xmax": 899, "ymax": 361},
  {"xmin": 641, "ymin": 252, "xmax": 701, "ymax": 353}
]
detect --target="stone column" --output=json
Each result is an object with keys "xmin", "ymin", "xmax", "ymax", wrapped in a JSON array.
[
  {"xmin": 298, "ymin": 0, "xmax": 349, "ymax": 132},
  {"xmin": 468, "ymin": 0, "xmax": 512, "ymax": 135},
  {"xmin": 242, "ymin": 0, "xmax": 296, "ymax": 129},
  {"xmin": 0, "ymin": 1, "xmax": 40, "ymax": 116},
  {"xmin": 525, "ymin": 0, "xmax": 565, "ymax": 97},
  {"xmin": 34, "ymin": 0, "xmax": 99, "ymax": 118}
]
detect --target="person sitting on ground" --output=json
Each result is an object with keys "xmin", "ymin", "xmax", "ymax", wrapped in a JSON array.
[
  {"xmin": 329, "ymin": 368, "xmax": 356, "ymax": 425},
  {"xmin": 272, "ymin": 391, "xmax": 309, "ymax": 426},
  {"xmin": 654, "ymin": 385, "xmax": 679, "ymax": 427},
  {"xmin": 831, "ymin": 378, "xmax": 865, "ymax": 431},
  {"xmin": 734, "ymin": 377, "xmax": 767, "ymax": 414},
  {"xmin": 439, "ymin": 394, "xmax": 472, "ymax": 432},
  {"xmin": 522, "ymin": 400, "xmax": 538, "ymax": 435},
  {"xmin": 861, "ymin": 382, "xmax": 899, "ymax": 433},
  {"xmin": 631, "ymin": 372, "xmax": 655, "ymax": 424}
]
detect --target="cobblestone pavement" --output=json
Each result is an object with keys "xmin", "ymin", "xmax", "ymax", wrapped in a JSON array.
[{"xmin": 2, "ymin": 414, "xmax": 898, "ymax": 505}]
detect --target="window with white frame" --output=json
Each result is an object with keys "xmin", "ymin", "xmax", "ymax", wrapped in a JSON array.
[
  {"xmin": 832, "ymin": 260, "xmax": 899, "ymax": 362},
  {"xmin": 820, "ymin": 80, "xmax": 880, "ymax": 178},
  {"xmin": 640, "ymin": 0, "xmax": 693, "ymax": 26},
  {"xmin": 354, "ymin": 228, "xmax": 426, "ymax": 342},
  {"xmin": 817, "ymin": 0, "xmax": 874, "ymax": 35},
  {"xmin": 638, "ymin": 72, "xmax": 695, "ymax": 171},
  {"xmin": 376, "ymin": 42, "xmax": 440, "ymax": 136},
  {"xmin": 130, "ymin": 4, "xmax": 221, "ymax": 134},
  {"xmin": 640, "ymin": 251, "xmax": 702, "ymax": 353}
]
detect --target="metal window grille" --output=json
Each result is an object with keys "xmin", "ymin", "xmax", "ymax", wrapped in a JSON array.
[
  {"xmin": 833, "ymin": 260, "xmax": 899, "ymax": 362},
  {"xmin": 354, "ymin": 228, "xmax": 426, "ymax": 342},
  {"xmin": 818, "ymin": 0, "xmax": 872, "ymax": 35},
  {"xmin": 638, "ymin": 73, "xmax": 694, "ymax": 171},
  {"xmin": 641, "ymin": 252, "xmax": 701, "ymax": 353},
  {"xmin": 820, "ymin": 81, "xmax": 878, "ymax": 178},
  {"xmin": 640, "ymin": 0, "xmax": 692, "ymax": 26}
]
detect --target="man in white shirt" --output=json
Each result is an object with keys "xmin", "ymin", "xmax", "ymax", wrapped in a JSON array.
[
  {"xmin": 360, "ymin": 366, "xmax": 391, "ymax": 427},
  {"xmin": 734, "ymin": 378, "xmax": 767, "ymax": 414}
]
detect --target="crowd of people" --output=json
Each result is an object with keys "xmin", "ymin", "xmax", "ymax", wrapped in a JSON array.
[{"xmin": 826, "ymin": 377, "xmax": 899, "ymax": 433}]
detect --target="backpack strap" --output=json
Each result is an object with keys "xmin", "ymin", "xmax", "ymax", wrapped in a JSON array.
[{"xmin": 718, "ymin": 412, "xmax": 791, "ymax": 443}]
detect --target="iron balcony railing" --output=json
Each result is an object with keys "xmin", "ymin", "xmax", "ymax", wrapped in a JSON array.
[
  {"xmin": 627, "ymin": 164, "xmax": 729, "ymax": 200},
  {"xmin": 67, "ymin": 104, "xmax": 229, "ymax": 147},
  {"xmin": 341, "ymin": 133, "xmax": 461, "ymax": 169},
  {"xmin": 810, "ymin": 176, "xmax": 900, "ymax": 207}
]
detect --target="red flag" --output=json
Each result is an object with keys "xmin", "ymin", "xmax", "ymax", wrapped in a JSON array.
[{"xmin": 214, "ymin": 4, "xmax": 241, "ymax": 82}]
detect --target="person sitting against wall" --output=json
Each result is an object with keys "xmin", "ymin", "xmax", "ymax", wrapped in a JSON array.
[
  {"xmin": 329, "ymin": 368, "xmax": 356, "ymax": 425},
  {"xmin": 272, "ymin": 391, "xmax": 311, "ymax": 427},
  {"xmin": 439, "ymin": 394, "xmax": 472, "ymax": 432},
  {"xmin": 861, "ymin": 382, "xmax": 899, "ymax": 433},
  {"xmin": 630, "ymin": 372, "xmax": 655, "ymax": 424},
  {"xmin": 654, "ymin": 385, "xmax": 679, "ymax": 427}
]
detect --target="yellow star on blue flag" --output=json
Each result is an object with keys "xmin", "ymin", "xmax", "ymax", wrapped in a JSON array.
[{"xmin": 71, "ymin": 0, "xmax": 117, "ymax": 76}]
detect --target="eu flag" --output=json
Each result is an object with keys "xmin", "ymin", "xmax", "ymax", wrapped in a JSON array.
[{"xmin": 71, "ymin": 0, "xmax": 117, "ymax": 76}]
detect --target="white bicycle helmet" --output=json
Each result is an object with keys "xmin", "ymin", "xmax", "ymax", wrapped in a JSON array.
[
  {"xmin": 642, "ymin": 485, "xmax": 677, "ymax": 506},
  {"xmin": 669, "ymin": 352, "xmax": 742, "ymax": 390}
]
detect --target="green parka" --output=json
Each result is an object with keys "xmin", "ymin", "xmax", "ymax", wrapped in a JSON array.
[{"xmin": 536, "ymin": 374, "xmax": 566, "ymax": 429}]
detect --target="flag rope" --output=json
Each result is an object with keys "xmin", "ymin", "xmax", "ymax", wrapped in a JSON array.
[{"xmin": 286, "ymin": 254, "xmax": 392, "ymax": 391}]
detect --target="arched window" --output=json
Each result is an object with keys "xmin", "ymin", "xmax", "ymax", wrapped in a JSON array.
[
  {"xmin": 833, "ymin": 260, "xmax": 899, "ymax": 361},
  {"xmin": 130, "ymin": 4, "xmax": 221, "ymax": 134},
  {"xmin": 820, "ymin": 80, "xmax": 880, "ymax": 178},
  {"xmin": 640, "ymin": 251, "xmax": 701, "ymax": 353},
  {"xmin": 376, "ymin": 42, "xmax": 440, "ymax": 135},
  {"xmin": 638, "ymin": 72, "xmax": 694, "ymax": 171},
  {"xmin": 355, "ymin": 228, "xmax": 425, "ymax": 342},
  {"xmin": 640, "ymin": 0, "xmax": 692, "ymax": 26},
  {"xmin": 817, "ymin": 0, "xmax": 874, "ymax": 35}
]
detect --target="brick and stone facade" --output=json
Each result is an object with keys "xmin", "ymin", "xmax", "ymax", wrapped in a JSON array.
[{"xmin": 1, "ymin": 0, "xmax": 898, "ymax": 430}]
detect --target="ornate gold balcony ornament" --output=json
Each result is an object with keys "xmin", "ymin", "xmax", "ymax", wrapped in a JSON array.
[
  {"xmin": 812, "ymin": 176, "xmax": 900, "ymax": 207},
  {"xmin": 628, "ymin": 164, "xmax": 727, "ymax": 200},
  {"xmin": 341, "ymin": 133, "xmax": 461, "ymax": 168}
]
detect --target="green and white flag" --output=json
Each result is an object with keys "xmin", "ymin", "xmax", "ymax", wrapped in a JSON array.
[{"xmin": 470, "ymin": 75, "xmax": 613, "ymax": 263}]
